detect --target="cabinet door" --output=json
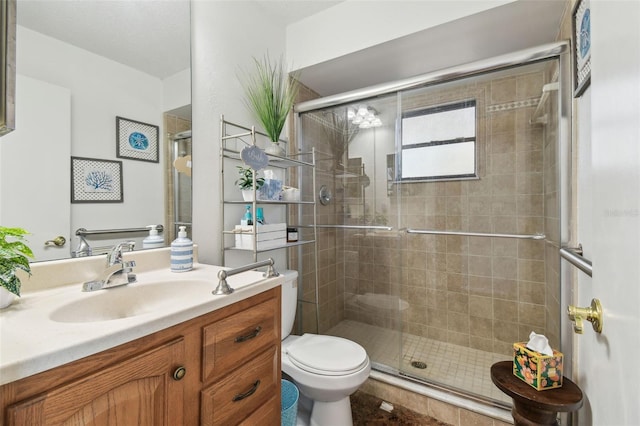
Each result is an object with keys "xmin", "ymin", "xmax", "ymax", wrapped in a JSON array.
[{"xmin": 6, "ymin": 338, "xmax": 185, "ymax": 426}]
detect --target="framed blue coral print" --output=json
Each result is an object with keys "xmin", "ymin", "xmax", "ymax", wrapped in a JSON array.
[
  {"xmin": 572, "ymin": 0, "xmax": 591, "ymax": 97},
  {"xmin": 116, "ymin": 116, "xmax": 159, "ymax": 163},
  {"xmin": 71, "ymin": 156, "xmax": 123, "ymax": 203}
]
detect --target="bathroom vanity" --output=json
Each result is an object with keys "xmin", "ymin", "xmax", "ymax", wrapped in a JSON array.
[{"xmin": 0, "ymin": 250, "xmax": 282, "ymax": 425}]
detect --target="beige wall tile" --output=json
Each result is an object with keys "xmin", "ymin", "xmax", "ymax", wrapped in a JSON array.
[
  {"xmin": 470, "ymin": 317, "xmax": 494, "ymax": 339},
  {"xmin": 469, "ymin": 196, "xmax": 493, "ymax": 215},
  {"xmin": 469, "ymin": 255, "xmax": 493, "ymax": 277},
  {"xmin": 491, "ymin": 77, "xmax": 517, "ymax": 104},
  {"xmin": 516, "ymin": 149, "xmax": 543, "ymax": 173},
  {"xmin": 493, "ymin": 216, "xmax": 517, "ymax": 234},
  {"xmin": 518, "ymin": 259, "xmax": 545, "ymax": 282},
  {"xmin": 493, "ymin": 320, "xmax": 519, "ymax": 343},
  {"xmin": 448, "ymin": 311, "xmax": 470, "ymax": 333},
  {"xmin": 492, "ymin": 238, "xmax": 517, "ymax": 257},
  {"xmin": 517, "ymin": 72, "xmax": 544, "ymax": 100},
  {"xmin": 470, "ymin": 295, "xmax": 493, "ymax": 319},
  {"xmin": 429, "ymin": 398, "xmax": 460, "ymax": 425},
  {"xmin": 491, "ymin": 132, "xmax": 516, "ymax": 154},
  {"xmin": 469, "ymin": 275, "xmax": 493, "ymax": 297},
  {"xmin": 492, "ymin": 256, "xmax": 518, "ymax": 280},
  {"xmin": 518, "ymin": 239, "xmax": 545, "ymax": 260},
  {"xmin": 460, "ymin": 408, "xmax": 494, "ymax": 426},
  {"xmin": 447, "ymin": 273, "xmax": 469, "ymax": 292},
  {"xmin": 448, "ymin": 331, "xmax": 470, "ymax": 347},
  {"xmin": 448, "ymin": 292, "xmax": 470, "ymax": 313},
  {"xmin": 492, "ymin": 174, "xmax": 516, "ymax": 195},
  {"xmin": 491, "ymin": 195, "xmax": 517, "ymax": 216},
  {"xmin": 493, "ymin": 278, "xmax": 518, "ymax": 301},
  {"xmin": 490, "ymin": 153, "xmax": 517, "ymax": 174},
  {"xmin": 494, "ymin": 299, "xmax": 518, "ymax": 321},
  {"xmin": 468, "ymin": 236, "xmax": 492, "ymax": 255},
  {"xmin": 469, "ymin": 215, "xmax": 493, "ymax": 232},
  {"xmin": 519, "ymin": 302, "xmax": 546, "ymax": 328},
  {"xmin": 470, "ymin": 336, "xmax": 494, "ymax": 352},
  {"xmin": 516, "ymin": 172, "xmax": 543, "ymax": 195},
  {"xmin": 519, "ymin": 280, "xmax": 546, "ymax": 304}
]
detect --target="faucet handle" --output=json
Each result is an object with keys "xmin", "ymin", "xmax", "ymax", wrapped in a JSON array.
[{"xmin": 107, "ymin": 241, "xmax": 136, "ymax": 265}]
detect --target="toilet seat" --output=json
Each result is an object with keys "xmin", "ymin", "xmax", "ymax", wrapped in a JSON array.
[{"xmin": 285, "ymin": 334, "xmax": 368, "ymax": 376}]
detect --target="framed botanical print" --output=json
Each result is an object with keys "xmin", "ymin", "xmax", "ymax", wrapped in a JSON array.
[{"xmin": 71, "ymin": 156, "xmax": 123, "ymax": 203}]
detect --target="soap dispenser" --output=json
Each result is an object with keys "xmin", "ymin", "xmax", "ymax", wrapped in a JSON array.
[
  {"xmin": 241, "ymin": 205, "xmax": 253, "ymax": 226},
  {"xmin": 171, "ymin": 226, "xmax": 193, "ymax": 272},
  {"xmin": 143, "ymin": 225, "xmax": 164, "ymax": 249}
]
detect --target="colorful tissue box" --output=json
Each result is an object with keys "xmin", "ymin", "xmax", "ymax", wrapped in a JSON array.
[{"xmin": 513, "ymin": 342, "xmax": 563, "ymax": 391}]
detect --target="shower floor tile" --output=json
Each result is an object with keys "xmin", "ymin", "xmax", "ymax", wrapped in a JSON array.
[{"xmin": 327, "ymin": 320, "xmax": 511, "ymax": 404}]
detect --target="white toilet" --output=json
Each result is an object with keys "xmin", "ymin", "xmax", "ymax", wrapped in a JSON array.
[{"xmin": 280, "ymin": 270, "xmax": 371, "ymax": 426}]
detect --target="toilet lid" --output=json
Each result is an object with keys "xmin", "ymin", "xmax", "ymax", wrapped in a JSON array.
[{"xmin": 285, "ymin": 334, "xmax": 368, "ymax": 376}]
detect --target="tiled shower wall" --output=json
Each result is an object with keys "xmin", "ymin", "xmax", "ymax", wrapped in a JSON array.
[
  {"xmin": 294, "ymin": 61, "xmax": 560, "ymax": 356},
  {"xmin": 290, "ymin": 84, "xmax": 345, "ymax": 334}
]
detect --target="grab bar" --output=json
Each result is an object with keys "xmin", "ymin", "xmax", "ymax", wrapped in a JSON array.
[
  {"xmin": 298, "ymin": 224, "xmax": 394, "ymax": 231},
  {"xmin": 560, "ymin": 246, "xmax": 592, "ymax": 277},
  {"xmin": 213, "ymin": 258, "xmax": 279, "ymax": 295},
  {"xmin": 76, "ymin": 225, "xmax": 164, "ymax": 237},
  {"xmin": 406, "ymin": 229, "xmax": 545, "ymax": 240}
]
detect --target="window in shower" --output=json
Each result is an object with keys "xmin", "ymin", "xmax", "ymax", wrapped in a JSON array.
[{"xmin": 400, "ymin": 99, "xmax": 477, "ymax": 181}]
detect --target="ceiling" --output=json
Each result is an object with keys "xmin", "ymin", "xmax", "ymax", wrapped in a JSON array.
[
  {"xmin": 15, "ymin": 0, "xmax": 566, "ymax": 95},
  {"xmin": 16, "ymin": 0, "xmax": 341, "ymax": 80},
  {"xmin": 296, "ymin": 0, "xmax": 568, "ymax": 96}
]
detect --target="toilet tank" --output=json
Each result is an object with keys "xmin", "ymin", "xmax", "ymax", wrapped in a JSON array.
[{"xmin": 280, "ymin": 269, "xmax": 298, "ymax": 340}]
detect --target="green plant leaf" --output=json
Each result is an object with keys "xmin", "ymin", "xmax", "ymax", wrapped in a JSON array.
[
  {"xmin": 0, "ymin": 226, "xmax": 34, "ymax": 297},
  {"xmin": 235, "ymin": 166, "xmax": 265, "ymax": 190},
  {"xmin": 238, "ymin": 54, "xmax": 300, "ymax": 143}
]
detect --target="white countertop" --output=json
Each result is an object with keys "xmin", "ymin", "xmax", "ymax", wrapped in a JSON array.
[{"xmin": 0, "ymin": 252, "xmax": 283, "ymax": 386}]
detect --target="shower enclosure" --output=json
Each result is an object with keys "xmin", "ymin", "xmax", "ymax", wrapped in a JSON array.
[
  {"xmin": 294, "ymin": 43, "xmax": 570, "ymax": 405},
  {"xmin": 167, "ymin": 129, "xmax": 192, "ymax": 242}
]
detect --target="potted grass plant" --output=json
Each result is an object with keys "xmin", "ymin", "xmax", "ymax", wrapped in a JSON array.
[
  {"xmin": 0, "ymin": 226, "xmax": 33, "ymax": 308},
  {"xmin": 239, "ymin": 54, "xmax": 300, "ymax": 156}
]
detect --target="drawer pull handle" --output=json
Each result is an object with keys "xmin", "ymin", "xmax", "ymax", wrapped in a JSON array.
[
  {"xmin": 232, "ymin": 380, "xmax": 261, "ymax": 402},
  {"xmin": 235, "ymin": 326, "xmax": 262, "ymax": 343},
  {"xmin": 173, "ymin": 366, "xmax": 186, "ymax": 381}
]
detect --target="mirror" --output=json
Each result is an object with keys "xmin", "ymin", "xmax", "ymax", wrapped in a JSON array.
[
  {"xmin": 0, "ymin": 1, "xmax": 191, "ymax": 262},
  {"xmin": 0, "ymin": 0, "xmax": 16, "ymax": 136}
]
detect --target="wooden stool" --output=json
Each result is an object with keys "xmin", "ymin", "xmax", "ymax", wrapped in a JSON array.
[{"xmin": 491, "ymin": 361, "xmax": 583, "ymax": 426}]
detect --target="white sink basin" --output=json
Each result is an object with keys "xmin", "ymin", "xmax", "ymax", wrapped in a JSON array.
[{"xmin": 49, "ymin": 280, "xmax": 211, "ymax": 323}]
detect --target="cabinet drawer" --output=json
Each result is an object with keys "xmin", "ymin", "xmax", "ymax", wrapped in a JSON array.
[
  {"xmin": 202, "ymin": 296, "xmax": 279, "ymax": 382},
  {"xmin": 201, "ymin": 346, "xmax": 279, "ymax": 426}
]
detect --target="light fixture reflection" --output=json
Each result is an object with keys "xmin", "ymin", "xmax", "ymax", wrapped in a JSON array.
[{"xmin": 347, "ymin": 104, "xmax": 382, "ymax": 129}]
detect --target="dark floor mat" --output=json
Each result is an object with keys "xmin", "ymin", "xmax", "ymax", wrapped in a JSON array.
[{"xmin": 351, "ymin": 390, "xmax": 452, "ymax": 425}]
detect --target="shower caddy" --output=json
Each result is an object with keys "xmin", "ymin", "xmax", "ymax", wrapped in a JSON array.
[{"xmin": 219, "ymin": 116, "xmax": 320, "ymax": 330}]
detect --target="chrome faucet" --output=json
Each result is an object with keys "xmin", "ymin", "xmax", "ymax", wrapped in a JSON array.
[
  {"xmin": 71, "ymin": 234, "xmax": 92, "ymax": 258},
  {"xmin": 82, "ymin": 241, "xmax": 137, "ymax": 292}
]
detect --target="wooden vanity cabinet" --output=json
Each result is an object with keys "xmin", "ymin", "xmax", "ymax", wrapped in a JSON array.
[{"xmin": 0, "ymin": 287, "xmax": 281, "ymax": 426}]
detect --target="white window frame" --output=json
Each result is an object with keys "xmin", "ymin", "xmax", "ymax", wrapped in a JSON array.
[{"xmin": 399, "ymin": 100, "xmax": 478, "ymax": 182}]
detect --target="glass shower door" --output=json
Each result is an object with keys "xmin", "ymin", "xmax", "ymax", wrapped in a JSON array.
[
  {"xmin": 296, "ymin": 47, "xmax": 566, "ymax": 407},
  {"xmin": 298, "ymin": 94, "xmax": 404, "ymax": 374}
]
